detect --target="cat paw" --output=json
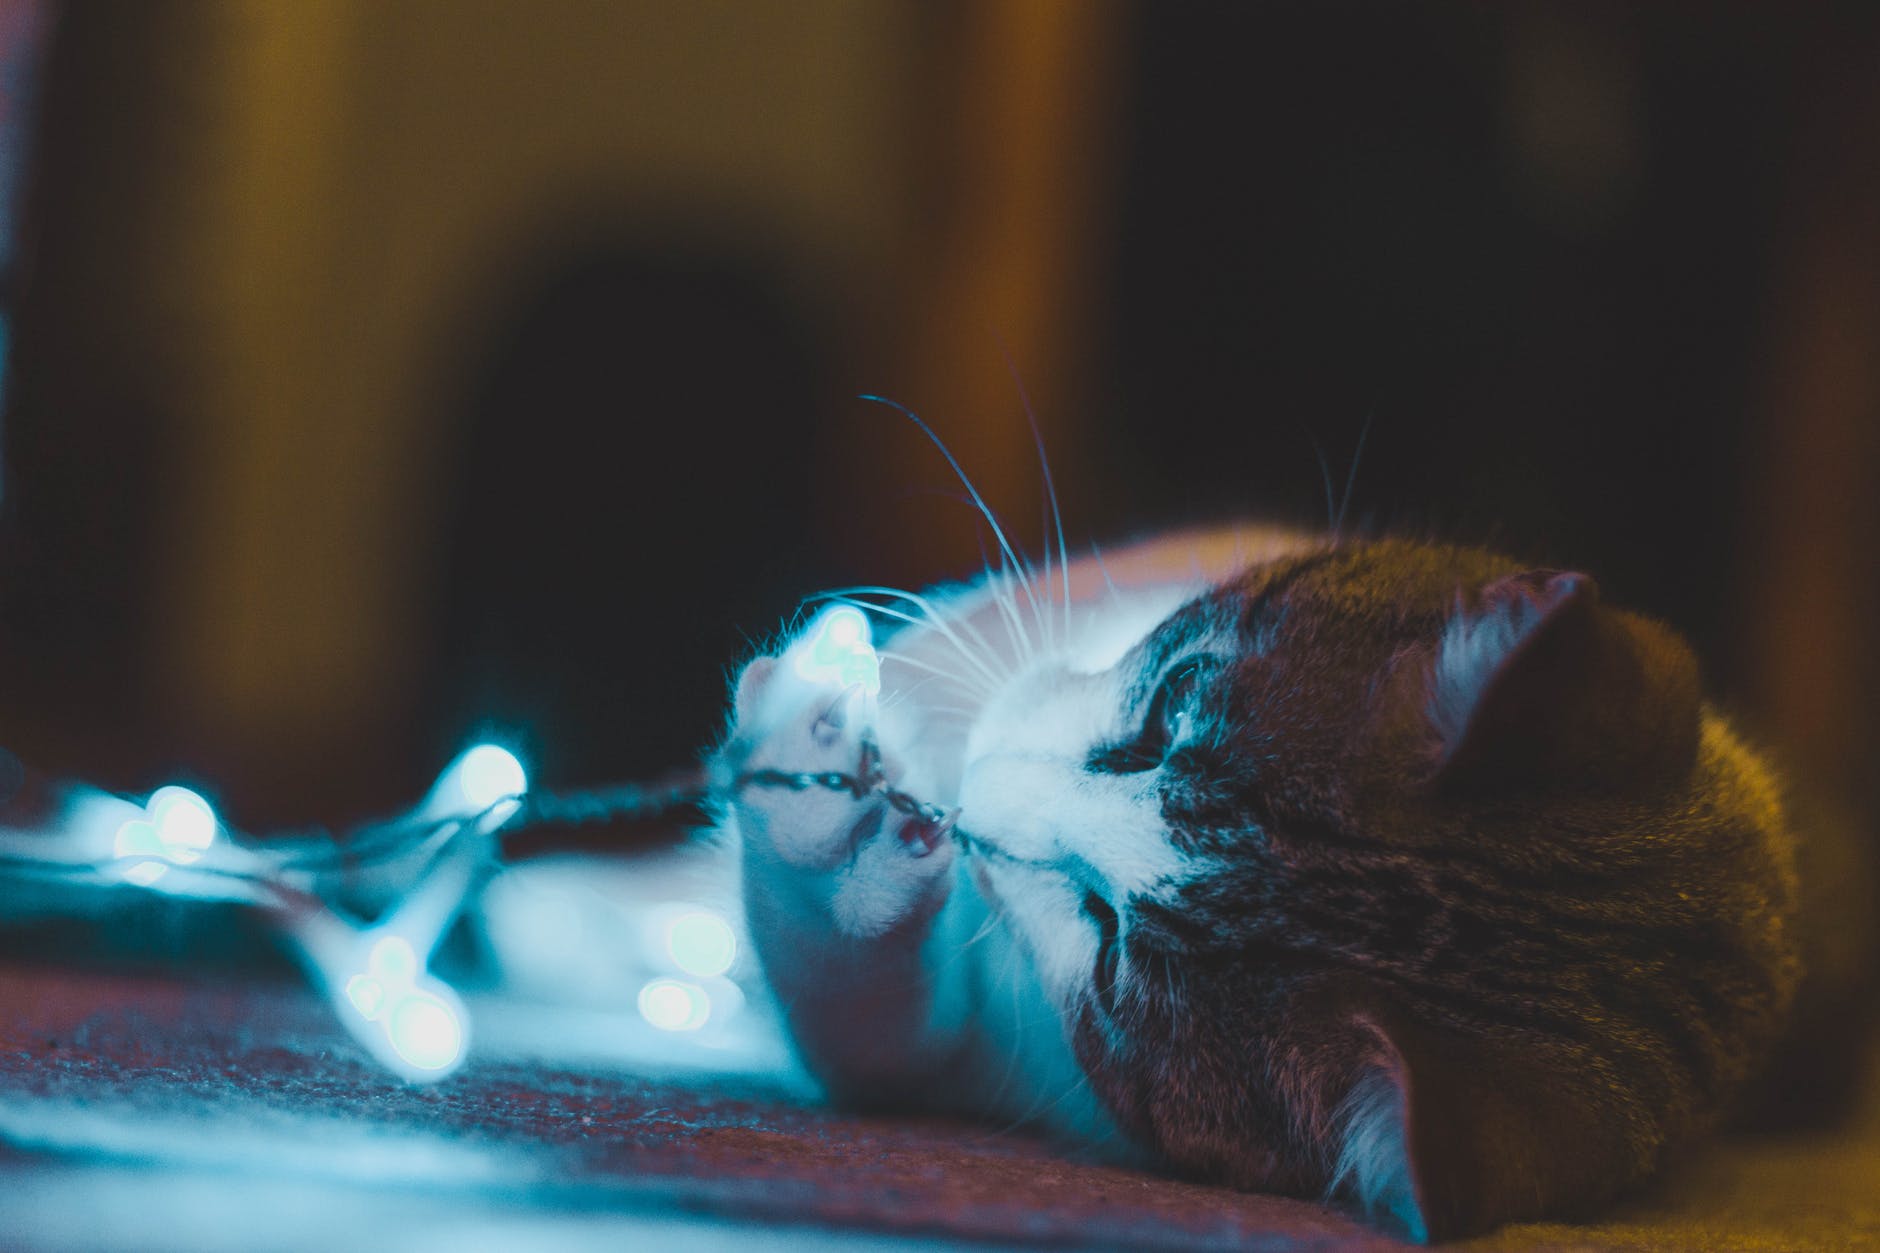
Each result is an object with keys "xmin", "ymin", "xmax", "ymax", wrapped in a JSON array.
[{"xmin": 729, "ymin": 654, "xmax": 954, "ymax": 939}]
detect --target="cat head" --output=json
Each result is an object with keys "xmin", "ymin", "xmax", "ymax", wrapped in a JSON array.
[{"xmin": 957, "ymin": 540, "xmax": 1798, "ymax": 1241}]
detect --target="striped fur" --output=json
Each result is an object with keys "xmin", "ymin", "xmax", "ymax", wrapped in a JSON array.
[{"xmin": 981, "ymin": 542, "xmax": 1799, "ymax": 1240}]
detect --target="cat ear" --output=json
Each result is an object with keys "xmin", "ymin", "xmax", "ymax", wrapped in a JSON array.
[
  {"xmin": 1329, "ymin": 1010, "xmax": 1629, "ymax": 1242},
  {"xmin": 1427, "ymin": 570, "xmax": 1701, "ymax": 792}
]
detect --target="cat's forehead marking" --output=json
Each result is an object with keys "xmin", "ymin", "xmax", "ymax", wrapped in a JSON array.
[
  {"xmin": 1117, "ymin": 552, "xmax": 1337, "ymax": 716},
  {"xmin": 1226, "ymin": 549, "xmax": 1343, "ymax": 624},
  {"xmin": 961, "ymin": 553, "xmax": 1354, "ymax": 911},
  {"xmin": 1134, "ymin": 600, "xmax": 1221, "ymax": 678}
]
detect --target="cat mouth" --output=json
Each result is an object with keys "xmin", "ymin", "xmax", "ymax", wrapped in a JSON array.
[
  {"xmin": 952, "ymin": 823, "xmax": 1056, "ymax": 871},
  {"xmin": 956, "ymin": 825, "xmax": 1090, "ymax": 921},
  {"xmin": 964, "ymin": 843, "xmax": 1052, "ymax": 917},
  {"xmin": 953, "ymin": 825, "xmax": 1041, "ymax": 906}
]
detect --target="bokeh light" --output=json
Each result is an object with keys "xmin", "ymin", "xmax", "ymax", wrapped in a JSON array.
[
  {"xmin": 665, "ymin": 910, "xmax": 737, "ymax": 979},
  {"xmin": 387, "ymin": 993, "xmax": 465, "ymax": 1073},
  {"xmin": 454, "ymin": 744, "xmax": 528, "ymax": 811},
  {"xmin": 112, "ymin": 785, "xmax": 217, "ymax": 887},
  {"xmin": 331, "ymin": 933, "xmax": 469, "ymax": 1081},
  {"xmin": 638, "ymin": 978, "xmax": 710, "ymax": 1032},
  {"xmin": 793, "ymin": 606, "xmax": 881, "ymax": 695}
]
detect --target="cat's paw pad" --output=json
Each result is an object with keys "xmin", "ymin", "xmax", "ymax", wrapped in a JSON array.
[
  {"xmin": 731, "ymin": 656, "xmax": 875, "ymax": 870},
  {"xmin": 730, "ymin": 655, "xmax": 954, "ymax": 938}
]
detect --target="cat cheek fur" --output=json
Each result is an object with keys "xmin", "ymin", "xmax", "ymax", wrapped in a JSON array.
[
  {"xmin": 958, "ymin": 666, "xmax": 1193, "ymax": 1010},
  {"xmin": 957, "ymin": 753, "xmax": 1168, "ymax": 1011}
]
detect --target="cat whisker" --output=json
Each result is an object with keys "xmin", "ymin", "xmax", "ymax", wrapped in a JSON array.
[
  {"xmin": 874, "ymin": 648, "xmax": 995, "ymax": 702},
  {"xmin": 1003, "ymin": 566, "xmax": 1049, "ymax": 665},
  {"xmin": 1334, "ymin": 412, "xmax": 1373, "ymax": 539},
  {"xmin": 958, "ymin": 908, "xmax": 1007, "ymax": 951},
  {"xmin": 977, "ymin": 936, "xmax": 1034, "ymax": 1117},
  {"xmin": 968, "ymin": 528, "xmax": 1037, "ymax": 670},
  {"xmin": 815, "ymin": 585, "xmax": 1008, "ymax": 686},
  {"xmin": 995, "ymin": 342, "xmax": 1074, "ymax": 649},
  {"xmin": 861, "ymin": 393, "xmax": 1053, "ymax": 655},
  {"xmin": 999, "ymin": 540, "xmax": 1052, "ymax": 658},
  {"xmin": 928, "ymin": 909, "xmax": 1013, "ymax": 995},
  {"xmin": 951, "ymin": 825, "xmax": 1059, "ymax": 872},
  {"xmin": 876, "ymin": 681, "xmax": 927, "ymax": 716},
  {"xmin": 985, "ymin": 1050, "xmax": 1104, "ymax": 1142},
  {"xmin": 1040, "ymin": 498, "xmax": 1055, "ymax": 646},
  {"xmin": 916, "ymin": 706, "xmax": 980, "ymax": 722},
  {"xmin": 1087, "ymin": 539, "xmax": 1121, "ymax": 601},
  {"xmin": 1312, "ymin": 437, "xmax": 1340, "ymax": 535},
  {"xmin": 818, "ymin": 596, "xmax": 1003, "ymax": 696}
]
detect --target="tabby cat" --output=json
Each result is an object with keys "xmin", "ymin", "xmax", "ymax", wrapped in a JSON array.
[{"xmin": 716, "ymin": 525, "xmax": 1801, "ymax": 1241}]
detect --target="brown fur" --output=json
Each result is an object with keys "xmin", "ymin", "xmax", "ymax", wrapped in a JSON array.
[{"xmin": 1074, "ymin": 542, "xmax": 1800, "ymax": 1239}]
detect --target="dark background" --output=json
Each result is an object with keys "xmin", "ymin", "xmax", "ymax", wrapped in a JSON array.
[{"xmin": 0, "ymin": 2, "xmax": 1874, "ymax": 847}]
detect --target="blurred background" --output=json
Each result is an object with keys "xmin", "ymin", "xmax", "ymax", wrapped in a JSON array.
[{"xmin": 0, "ymin": 0, "xmax": 1874, "ymax": 854}]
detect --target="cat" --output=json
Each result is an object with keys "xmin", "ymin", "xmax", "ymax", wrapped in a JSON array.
[{"xmin": 713, "ymin": 524, "xmax": 1803, "ymax": 1242}]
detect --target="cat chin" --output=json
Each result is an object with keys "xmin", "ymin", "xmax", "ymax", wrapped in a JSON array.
[{"xmin": 966, "ymin": 854, "xmax": 1094, "ymax": 1005}]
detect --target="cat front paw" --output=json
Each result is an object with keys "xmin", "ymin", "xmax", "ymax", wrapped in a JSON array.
[{"xmin": 728, "ymin": 655, "xmax": 954, "ymax": 940}]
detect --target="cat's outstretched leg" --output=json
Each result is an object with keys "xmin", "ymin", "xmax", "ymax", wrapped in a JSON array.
[{"xmin": 723, "ymin": 654, "xmax": 969, "ymax": 1106}]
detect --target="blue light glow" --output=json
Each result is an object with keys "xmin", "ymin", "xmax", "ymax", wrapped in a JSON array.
[
  {"xmin": 344, "ymin": 974, "xmax": 385, "ymax": 1019},
  {"xmin": 368, "ymin": 935, "xmax": 417, "ymax": 982},
  {"xmin": 149, "ymin": 787, "xmax": 217, "ymax": 857},
  {"xmin": 387, "ymin": 992, "xmax": 464, "ymax": 1072},
  {"xmin": 665, "ymin": 910, "xmax": 737, "ymax": 978},
  {"xmin": 638, "ymin": 978, "xmax": 710, "ymax": 1032},
  {"xmin": 112, "ymin": 785, "xmax": 217, "ymax": 886},
  {"xmin": 793, "ymin": 606, "xmax": 881, "ymax": 694},
  {"xmin": 333, "ymin": 933, "xmax": 468, "ymax": 1080},
  {"xmin": 454, "ymin": 744, "xmax": 527, "ymax": 810}
]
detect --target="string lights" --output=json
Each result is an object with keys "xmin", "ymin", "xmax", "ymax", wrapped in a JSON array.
[
  {"xmin": 0, "ymin": 605, "xmax": 958, "ymax": 1083},
  {"xmin": 111, "ymin": 785, "xmax": 218, "ymax": 887},
  {"xmin": 792, "ymin": 604, "xmax": 882, "ymax": 695}
]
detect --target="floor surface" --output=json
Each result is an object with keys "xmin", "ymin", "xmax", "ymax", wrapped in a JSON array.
[{"xmin": 1, "ymin": 963, "xmax": 1875, "ymax": 1252}]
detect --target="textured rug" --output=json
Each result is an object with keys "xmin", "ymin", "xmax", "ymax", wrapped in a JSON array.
[{"xmin": 1, "ymin": 964, "xmax": 1874, "ymax": 1251}]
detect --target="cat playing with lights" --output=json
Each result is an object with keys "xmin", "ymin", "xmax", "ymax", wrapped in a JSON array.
[{"xmin": 715, "ymin": 517, "xmax": 1803, "ymax": 1243}]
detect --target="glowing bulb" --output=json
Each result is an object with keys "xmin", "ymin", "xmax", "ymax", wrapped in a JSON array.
[
  {"xmin": 638, "ymin": 978, "xmax": 710, "ymax": 1032},
  {"xmin": 368, "ymin": 935, "xmax": 418, "ymax": 981},
  {"xmin": 324, "ymin": 931, "xmax": 469, "ymax": 1081},
  {"xmin": 666, "ymin": 910, "xmax": 737, "ymax": 978},
  {"xmin": 793, "ymin": 606, "xmax": 881, "ymax": 695},
  {"xmin": 454, "ymin": 744, "xmax": 527, "ymax": 810},
  {"xmin": 113, "ymin": 785, "xmax": 218, "ymax": 886},
  {"xmin": 148, "ymin": 787, "xmax": 216, "ymax": 860},
  {"xmin": 387, "ymin": 993, "xmax": 464, "ymax": 1072},
  {"xmin": 345, "ymin": 975, "xmax": 385, "ymax": 1018}
]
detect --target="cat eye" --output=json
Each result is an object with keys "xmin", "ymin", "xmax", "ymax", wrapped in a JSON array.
[
  {"xmin": 1083, "ymin": 889, "xmax": 1121, "ymax": 1017},
  {"xmin": 1085, "ymin": 658, "xmax": 1208, "ymax": 775},
  {"xmin": 1150, "ymin": 659, "xmax": 1203, "ymax": 747}
]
